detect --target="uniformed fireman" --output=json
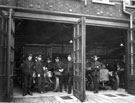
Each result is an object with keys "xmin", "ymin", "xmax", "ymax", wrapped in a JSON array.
[
  {"xmin": 34, "ymin": 55, "xmax": 44, "ymax": 93},
  {"xmin": 53, "ymin": 57, "xmax": 65, "ymax": 92},
  {"xmin": 45, "ymin": 57, "xmax": 54, "ymax": 72},
  {"xmin": 64, "ymin": 54, "xmax": 74, "ymax": 94},
  {"xmin": 42, "ymin": 57, "xmax": 54, "ymax": 92},
  {"xmin": 22, "ymin": 54, "xmax": 34, "ymax": 96},
  {"xmin": 91, "ymin": 55, "xmax": 102, "ymax": 93}
]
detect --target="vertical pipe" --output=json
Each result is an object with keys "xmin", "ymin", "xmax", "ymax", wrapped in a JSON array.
[
  {"xmin": 130, "ymin": 16, "xmax": 133, "ymax": 75},
  {"xmin": 123, "ymin": 1, "xmax": 133, "ymax": 75},
  {"xmin": 7, "ymin": 8, "xmax": 12, "ymax": 100}
]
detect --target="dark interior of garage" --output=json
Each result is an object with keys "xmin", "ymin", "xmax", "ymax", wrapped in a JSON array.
[
  {"xmin": 86, "ymin": 26, "xmax": 127, "ymax": 64},
  {"xmin": 14, "ymin": 19, "xmax": 127, "ymax": 96},
  {"xmin": 86, "ymin": 26, "xmax": 127, "ymax": 90},
  {"xmin": 15, "ymin": 19, "xmax": 73, "ymax": 63}
]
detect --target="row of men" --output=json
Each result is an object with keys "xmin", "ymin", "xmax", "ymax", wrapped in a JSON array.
[{"xmin": 21, "ymin": 54, "xmax": 73, "ymax": 96}]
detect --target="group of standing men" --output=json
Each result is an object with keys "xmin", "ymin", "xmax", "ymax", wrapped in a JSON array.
[
  {"xmin": 21, "ymin": 54, "xmax": 73, "ymax": 96},
  {"xmin": 21, "ymin": 53, "xmax": 103, "ymax": 96}
]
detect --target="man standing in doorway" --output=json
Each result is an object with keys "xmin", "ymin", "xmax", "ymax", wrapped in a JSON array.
[
  {"xmin": 64, "ymin": 54, "xmax": 74, "ymax": 94},
  {"xmin": 91, "ymin": 55, "xmax": 102, "ymax": 93},
  {"xmin": 43, "ymin": 57, "xmax": 54, "ymax": 92},
  {"xmin": 53, "ymin": 57, "xmax": 65, "ymax": 92},
  {"xmin": 22, "ymin": 54, "xmax": 34, "ymax": 96},
  {"xmin": 34, "ymin": 55, "xmax": 44, "ymax": 93},
  {"xmin": 45, "ymin": 57, "xmax": 54, "ymax": 72}
]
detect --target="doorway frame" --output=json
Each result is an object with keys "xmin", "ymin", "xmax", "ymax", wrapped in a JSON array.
[{"xmin": 0, "ymin": 5, "xmax": 133, "ymax": 102}]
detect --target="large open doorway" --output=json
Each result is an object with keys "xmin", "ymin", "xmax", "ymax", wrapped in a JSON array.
[
  {"xmin": 14, "ymin": 19, "xmax": 74, "ymax": 96},
  {"xmin": 14, "ymin": 18, "xmax": 127, "ymax": 96},
  {"xmin": 86, "ymin": 25, "xmax": 127, "ymax": 92},
  {"xmin": 14, "ymin": 17, "xmax": 86, "ymax": 102}
]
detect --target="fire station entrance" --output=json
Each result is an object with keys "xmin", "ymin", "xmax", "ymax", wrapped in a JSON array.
[
  {"xmin": 14, "ymin": 17, "xmax": 127, "ymax": 101},
  {"xmin": 86, "ymin": 26, "xmax": 127, "ymax": 91},
  {"xmin": 14, "ymin": 19, "xmax": 74, "ymax": 95},
  {"xmin": 14, "ymin": 18, "xmax": 86, "ymax": 101},
  {"xmin": 0, "ymin": 8, "xmax": 135, "ymax": 102},
  {"xmin": 13, "ymin": 17, "xmax": 86, "ymax": 101}
]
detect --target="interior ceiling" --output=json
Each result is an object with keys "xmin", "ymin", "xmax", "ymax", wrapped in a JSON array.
[
  {"xmin": 15, "ymin": 19, "xmax": 73, "ymax": 44},
  {"xmin": 86, "ymin": 26, "xmax": 126, "ymax": 47},
  {"xmin": 15, "ymin": 19, "xmax": 126, "ymax": 48}
]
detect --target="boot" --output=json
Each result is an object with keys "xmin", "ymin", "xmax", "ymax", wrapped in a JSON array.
[
  {"xmin": 28, "ymin": 90, "xmax": 33, "ymax": 95},
  {"xmin": 23, "ymin": 92, "xmax": 27, "ymax": 96}
]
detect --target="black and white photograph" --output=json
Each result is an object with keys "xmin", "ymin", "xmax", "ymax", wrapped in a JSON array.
[{"xmin": 0, "ymin": 0, "xmax": 135, "ymax": 103}]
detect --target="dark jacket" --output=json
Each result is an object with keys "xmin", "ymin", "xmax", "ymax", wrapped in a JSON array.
[
  {"xmin": 64, "ymin": 61, "xmax": 73, "ymax": 76},
  {"xmin": 45, "ymin": 62, "xmax": 54, "ymax": 71},
  {"xmin": 53, "ymin": 61, "xmax": 65, "ymax": 72},
  {"xmin": 91, "ymin": 61, "xmax": 102, "ymax": 76},
  {"xmin": 34, "ymin": 60, "xmax": 44, "ymax": 75},
  {"xmin": 22, "ymin": 60, "xmax": 34, "ymax": 75}
]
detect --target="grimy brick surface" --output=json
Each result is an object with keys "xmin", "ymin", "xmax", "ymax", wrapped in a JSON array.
[{"xmin": 0, "ymin": 0, "xmax": 135, "ymax": 20}]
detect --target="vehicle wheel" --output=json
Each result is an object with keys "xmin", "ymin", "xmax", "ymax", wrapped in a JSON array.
[
  {"xmin": 112, "ymin": 75, "xmax": 119, "ymax": 90},
  {"xmin": 86, "ymin": 74, "xmax": 94, "ymax": 91},
  {"xmin": 52, "ymin": 76, "xmax": 59, "ymax": 92}
]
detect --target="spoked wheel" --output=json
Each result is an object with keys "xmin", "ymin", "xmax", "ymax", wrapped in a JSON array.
[
  {"xmin": 52, "ymin": 76, "xmax": 59, "ymax": 92},
  {"xmin": 86, "ymin": 74, "xmax": 94, "ymax": 91}
]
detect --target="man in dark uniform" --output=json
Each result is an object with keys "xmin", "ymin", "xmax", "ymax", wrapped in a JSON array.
[
  {"xmin": 91, "ymin": 55, "xmax": 102, "ymax": 93},
  {"xmin": 42, "ymin": 57, "xmax": 54, "ymax": 92},
  {"xmin": 34, "ymin": 55, "xmax": 44, "ymax": 93},
  {"xmin": 45, "ymin": 57, "xmax": 54, "ymax": 72},
  {"xmin": 64, "ymin": 54, "xmax": 74, "ymax": 94},
  {"xmin": 22, "ymin": 54, "xmax": 34, "ymax": 96},
  {"xmin": 53, "ymin": 57, "xmax": 65, "ymax": 92}
]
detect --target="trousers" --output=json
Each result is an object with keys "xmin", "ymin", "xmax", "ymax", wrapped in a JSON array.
[
  {"xmin": 23, "ymin": 73, "xmax": 32, "ymax": 93},
  {"xmin": 92, "ymin": 71, "xmax": 100, "ymax": 92}
]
